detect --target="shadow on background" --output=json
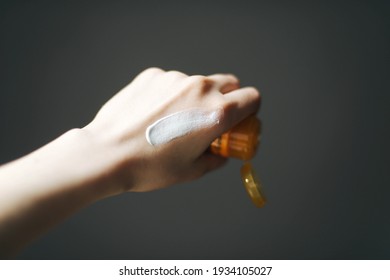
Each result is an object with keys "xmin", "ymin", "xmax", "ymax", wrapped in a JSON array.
[{"xmin": 0, "ymin": 0, "xmax": 389, "ymax": 259}]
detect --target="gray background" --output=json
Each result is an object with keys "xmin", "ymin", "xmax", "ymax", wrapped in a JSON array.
[{"xmin": 0, "ymin": 0, "xmax": 389, "ymax": 259}]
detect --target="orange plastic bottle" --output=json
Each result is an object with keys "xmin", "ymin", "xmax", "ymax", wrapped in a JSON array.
[
  {"xmin": 210, "ymin": 115, "xmax": 261, "ymax": 160},
  {"xmin": 210, "ymin": 115, "xmax": 266, "ymax": 208}
]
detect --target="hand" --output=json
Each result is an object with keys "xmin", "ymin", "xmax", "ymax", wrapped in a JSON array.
[{"xmin": 84, "ymin": 67, "xmax": 261, "ymax": 192}]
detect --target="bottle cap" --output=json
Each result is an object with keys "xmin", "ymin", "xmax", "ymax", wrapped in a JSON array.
[
  {"xmin": 240, "ymin": 162, "xmax": 266, "ymax": 208},
  {"xmin": 210, "ymin": 115, "xmax": 261, "ymax": 161},
  {"xmin": 210, "ymin": 115, "xmax": 266, "ymax": 208}
]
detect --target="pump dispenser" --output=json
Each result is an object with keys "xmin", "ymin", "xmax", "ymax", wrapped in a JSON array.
[{"xmin": 211, "ymin": 115, "xmax": 266, "ymax": 208}]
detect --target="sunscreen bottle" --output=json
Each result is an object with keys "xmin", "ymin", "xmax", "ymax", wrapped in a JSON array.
[{"xmin": 210, "ymin": 115, "xmax": 266, "ymax": 207}]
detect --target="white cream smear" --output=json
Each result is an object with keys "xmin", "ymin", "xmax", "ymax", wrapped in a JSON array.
[{"xmin": 146, "ymin": 108, "xmax": 220, "ymax": 146}]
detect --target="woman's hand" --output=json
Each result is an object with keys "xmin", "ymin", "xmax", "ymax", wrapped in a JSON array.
[{"xmin": 84, "ymin": 67, "xmax": 260, "ymax": 192}]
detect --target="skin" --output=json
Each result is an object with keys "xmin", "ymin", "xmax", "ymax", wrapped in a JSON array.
[{"xmin": 0, "ymin": 67, "xmax": 260, "ymax": 257}]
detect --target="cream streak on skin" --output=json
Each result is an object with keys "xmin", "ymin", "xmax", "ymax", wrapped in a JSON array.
[{"xmin": 145, "ymin": 108, "xmax": 221, "ymax": 146}]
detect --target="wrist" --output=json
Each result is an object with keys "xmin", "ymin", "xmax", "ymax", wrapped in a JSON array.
[{"xmin": 59, "ymin": 127, "xmax": 132, "ymax": 199}]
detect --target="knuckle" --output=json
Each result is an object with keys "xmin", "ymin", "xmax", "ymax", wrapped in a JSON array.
[
  {"xmin": 187, "ymin": 75, "xmax": 207, "ymax": 85},
  {"xmin": 225, "ymin": 73, "xmax": 240, "ymax": 83},
  {"xmin": 141, "ymin": 67, "xmax": 164, "ymax": 76},
  {"xmin": 187, "ymin": 75, "xmax": 213, "ymax": 93},
  {"xmin": 164, "ymin": 70, "xmax": 187, "ymax": 80}
]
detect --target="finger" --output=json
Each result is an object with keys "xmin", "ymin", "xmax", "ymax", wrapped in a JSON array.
[
  {"xmin": 127, "ymin": 67, "xmax": 165, "ymax": 91},
  {"xmin": 208, "ymin": 74, "xmax": 240, "ymax": 94},
  {"xmin": 223, "ymin": 86, "xmax": 261, "ymax": 126},
  {"xmin": 193, "ymin": 153, "xmax": 228, "ymax": 178}
]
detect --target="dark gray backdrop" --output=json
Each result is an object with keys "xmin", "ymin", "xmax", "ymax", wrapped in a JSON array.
[{"xmin": 0, "ymin": 0, "xmax": 389, "ymax": 259}]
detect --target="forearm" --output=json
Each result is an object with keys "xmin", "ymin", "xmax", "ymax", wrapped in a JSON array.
[{"xmin": 0, "ymin": 128, "xmax": 124, "ymax": 257}]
